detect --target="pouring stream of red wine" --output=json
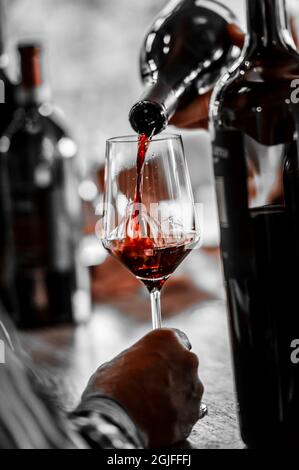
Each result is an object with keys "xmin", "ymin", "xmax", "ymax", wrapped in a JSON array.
[
  {"xmin": 134, "ymin": 133, "xmax": 151, "ymax": 205},
  {"xmin": 131, "ymin": 133, "xmax": 153, "ymax": 239}
]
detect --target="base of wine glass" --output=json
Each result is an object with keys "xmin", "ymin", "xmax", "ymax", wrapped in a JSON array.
[{"xmin": 199, "ymin": 403, "xmax": 208, "ymax": 420}]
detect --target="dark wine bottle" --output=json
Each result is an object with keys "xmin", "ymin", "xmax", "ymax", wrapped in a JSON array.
[
  {"xmin": 284, "ymin": 127, "xmax": 299, "ymax": 260},
  {"xmin": 4, "ymin": 43, "xmax": 91, "ymax": 329},
  {"xmin": 0, "ymin": 0, "xmax": 17, "ymax": 317},
  {"xmin": 0, "ymin": 0, "xmax": 16, "ymax": 132},
  {"xmin": 211, "ymin": 0, "xmax": 299, "ymax": 448},
  {"xmin": 0, "ymin": 140, "xmax": 17, "ymax": 318},
  {"xmin": 129, "ymin": 0, "xmax": 238, "ymax": 136}
]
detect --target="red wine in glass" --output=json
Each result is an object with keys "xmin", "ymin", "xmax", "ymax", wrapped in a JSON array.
[
  {"xmin": 128, "ymin": 133, "xmax": 153, "ymax": 240},
  {"xmin": 105, "ymin": 235, "xmax": 197, "ymax": 292},
  {"xmin": 135, "ymin": 133, "xmax": 150, "ymax": 205}
]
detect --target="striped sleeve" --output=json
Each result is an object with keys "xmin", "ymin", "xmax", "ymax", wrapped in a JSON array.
[{"xmin": 0, "ymin": 313, "xmax": 144, "ymax": 449}]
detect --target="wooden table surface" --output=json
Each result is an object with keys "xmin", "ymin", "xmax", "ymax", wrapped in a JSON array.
[{"xmin": 20, "ymin": 249, "xmax": 243, "ymax": 449}]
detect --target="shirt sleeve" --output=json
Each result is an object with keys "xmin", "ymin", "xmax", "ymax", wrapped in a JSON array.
[
  {"xmin": 0, "ymin": 311, "xmax": 144, "ymax": 449},
  {"xmin": 70, "ymin": 395, "xmax": 146, "ymax": 449}
]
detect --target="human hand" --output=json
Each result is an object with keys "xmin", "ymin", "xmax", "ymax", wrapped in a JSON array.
[
  {"xmin": 81, "ymin": 329, "xmax": 204, "ymax": 448},
  {"xmin": 169, "ymin": 24, "xmax": 245, "ymax": 130}
]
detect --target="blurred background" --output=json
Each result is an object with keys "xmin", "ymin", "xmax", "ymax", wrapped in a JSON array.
[
  {"xmin": 5, "ymin": 0, "xmax": 298, "ymax": 165},
  {"xmin": 2, "ymin": 0, "xmax": 299, "ymax": 448},
  {"xmin": 6, "ymin": 0, "xmax": 245, "ymax": 168}
]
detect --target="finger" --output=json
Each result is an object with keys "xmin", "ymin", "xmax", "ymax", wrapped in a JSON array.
[
  {"xmin": 170, "ymin": 91, "xmax": 212, "ymax": 128},
  {"xmin": 196, "ymin": 379, "xmax": 204, "ymax": 403},
  {"xmin": 171, "ymin": 118, "xmax": 209, "ymax": 131},
  {"xmin": 182, "ymin": 118, "xmax": 209, "ymax": 130},
  {"xmin": 140, "ymin": 328, "xmax": 192, "ymax": 355},
  {"xmin": 187, "ymin": 351, "xmax": 199, "ymax": 371},
  {"xmin": 180, "ymin": 380, "xmax": 205, "ymax": 440},
  {"xmin": 227, "ymin": 23, "xmax": 245, "ymax": 49}
]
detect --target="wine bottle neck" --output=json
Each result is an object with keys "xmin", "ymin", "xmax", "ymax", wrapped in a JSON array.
[
  {"xmin": 129, "ymin": 81, "xmax": 177, "ymax": 136},
  {"xmin": 17, "ymin": 44, "xmax": 50, "ymax": 106},
  {"xmin": 247, "ymin": 0, "xmax": 288, "ymax": 49}
]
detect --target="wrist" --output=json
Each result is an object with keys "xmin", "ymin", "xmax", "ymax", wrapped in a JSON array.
[{"xmin": 72, "ymin": 393, "xmax": 148, "ymax": 448}]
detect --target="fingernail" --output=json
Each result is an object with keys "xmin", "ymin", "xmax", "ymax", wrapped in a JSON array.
[{"xmin": 173, "ymin": 329, "xmax": 192, "ymax": 350}]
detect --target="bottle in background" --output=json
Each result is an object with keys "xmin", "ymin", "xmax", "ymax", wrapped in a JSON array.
[
  {"xmin": 3, "ymin": 43, "xmax": 91, "ymax": 328},
  {"xmin": 0, "ymin": 0, "xmax": 16, "ymax": 131},
  {"xmin": 211, "ymin": 0, "xmax": 299, "ymax": 448},
  {"xmin": 0, "ymin": 138, "xmax": 16, "ymax": 318},
  {"xmin": 129, "ymin": 0, "xmax": 238, "ymax": 136},
  {"xmin": 0, "ymin": 0, "xmax": 17, "ymax": 317}
]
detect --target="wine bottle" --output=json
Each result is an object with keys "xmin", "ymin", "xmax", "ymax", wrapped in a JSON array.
[
  {"xmin": 0, "ymin": 0, "xmax": 17, "ymax": 317},
  {"xmin": 0, "ymin": 140, "xmax": 17, "ymax": 319},
  {"xmin": 284, "ymin": 108, "xmax": 299, "ymax": 260},
  {"xmin": 4, "ymin": 43, "xmax": 91, "ymax": 329},
  {"xmin": 211, "ymin": 0, "xmax": 299, "ymax": 448},
  {"xmin": 0, "ymin": 0, "xmax": 16, "ymax": 132},
  {"xmin": 129, "ymin": 0, "xmax": 238, "ymax": 136}
]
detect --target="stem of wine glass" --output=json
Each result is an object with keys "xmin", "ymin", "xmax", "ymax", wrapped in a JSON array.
[{"xmin": 150, "ymin": 289, "xmax": 162, "ymax": 330}]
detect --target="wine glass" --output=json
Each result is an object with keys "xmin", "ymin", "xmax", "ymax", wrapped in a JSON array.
[{"xmin": 98, "ymin": 134, "xmax": 200, "ymax": 330}]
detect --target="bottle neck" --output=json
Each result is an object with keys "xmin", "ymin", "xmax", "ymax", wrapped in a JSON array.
[
  {"xmin": 129, "ymin": 81, "xmax": 176, "ymax": 136},
  {"xmin": 17, "ymin": 44, "xmax": 49, "ymax": 106},
  {"xmin": 247, "ymin": 0, "xmax": 288, "ymax": 49}
]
